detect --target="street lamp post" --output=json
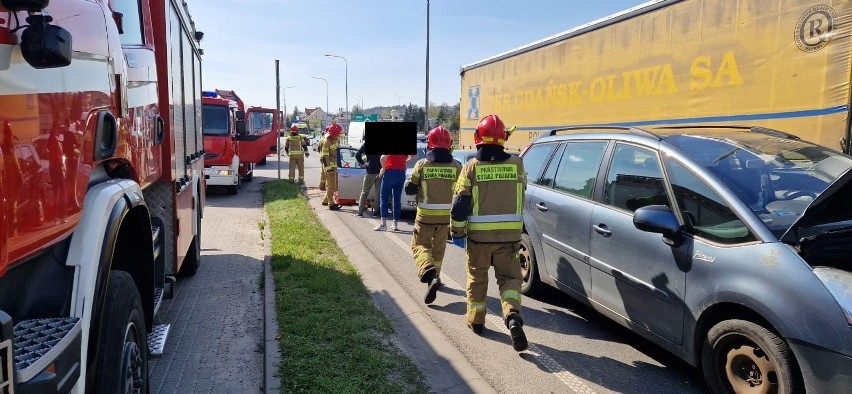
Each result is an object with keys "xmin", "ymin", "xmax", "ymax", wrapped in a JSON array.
[
  {"xmin": 395, "ymin": 94, "xmax": 402, "ymax": 108},
  {"xmin": 354, "ymin": 95, "xmax": 364, "ymax": 112},
  {"xmin": 282, "ymin": 85, "xmax": 295, "ymax": 125},
  {"xmin": 310, "ymin": 76, "xmax": 329, "ymax": 128},
  {"xmin": 324, "ymin": 54, "xmax": 348, "ymax": 124},
  {"xmin": 425, "ymin": 0, "xmax": 430, "ymax": 131}
]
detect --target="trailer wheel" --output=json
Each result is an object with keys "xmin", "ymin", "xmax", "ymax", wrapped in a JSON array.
[
  {"xmin": 702, "ymin": 319, "xmax": 801, "ymax": 394},
  {"xmin": 95, "ymin": 271, "xmax": 149, "ymax": 393}
]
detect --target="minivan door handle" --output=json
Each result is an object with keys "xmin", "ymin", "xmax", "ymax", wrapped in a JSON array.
[
  {"xmin": 535, "ymin": 202, "xmax": 548, "ymax": 212},
  {"xmin": 593, "ymin": 224, "xmax": 612, "ymax": 237}
]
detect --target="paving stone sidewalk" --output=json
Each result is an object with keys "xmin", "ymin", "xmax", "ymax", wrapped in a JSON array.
[{"xmin": 149, "ymin": 177, "xmax": 268, "ymax": 393}]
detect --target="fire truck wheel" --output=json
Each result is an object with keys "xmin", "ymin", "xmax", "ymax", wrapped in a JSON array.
[
  {"xmin": 244, "ymin": 171, "xmax": 253, "ymax": 182},
  {"xmin": 180, "ymin": 234, "xmax": 201, "ymax": 276},
  {"xmin": 95, "ymin": 271, "xmax": 149, "ymax": 393}
]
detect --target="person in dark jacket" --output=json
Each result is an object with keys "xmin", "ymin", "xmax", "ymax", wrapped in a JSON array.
[{"xmin": 354, "ymin": 142, "xmax": 382, "ymax": 217}]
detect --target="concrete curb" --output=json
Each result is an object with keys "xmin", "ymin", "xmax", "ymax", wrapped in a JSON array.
[
  {"xmin": 262, "ymin": 203, "xmax": 280, "ymax": 393},
  {"xmin": 305, "ymin": 188, "xmax": 495, "ymax": 393}
]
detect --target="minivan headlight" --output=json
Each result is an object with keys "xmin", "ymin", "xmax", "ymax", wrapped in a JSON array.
[{"xmin": 814, "ymin": 267, "xmax": 852, "ymax": 326}]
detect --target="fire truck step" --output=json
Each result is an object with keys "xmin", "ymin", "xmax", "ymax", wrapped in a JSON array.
[
  {"xmin": 13, "ymin": 318, "xmax": 82, "ymax": 383},
  {"xmin": 153, "ymin": 287, "xmax": 164, "ymax": 317},
  {"xmin": 147, "ymin": 324, "xmax": 170, "ymax": 358}
]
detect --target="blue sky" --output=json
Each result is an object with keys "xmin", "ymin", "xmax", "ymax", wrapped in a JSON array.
[{"xmin": 191, "ymin": 0, "xmax": 647, "ymax": 114}]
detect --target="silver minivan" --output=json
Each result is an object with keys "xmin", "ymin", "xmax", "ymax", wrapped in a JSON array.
[{"xmin": 520, "ymin": 126, "xmax": 852, "ymax": 392}]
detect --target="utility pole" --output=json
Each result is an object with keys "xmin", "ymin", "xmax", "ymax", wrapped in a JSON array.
[{"xmin": 275, "ymin": 60, "xmax": 281, "ymax": 179}]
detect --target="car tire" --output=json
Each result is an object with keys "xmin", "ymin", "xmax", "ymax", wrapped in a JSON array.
[
  {"xmin": 244, "ymin": 171, "xmax": 253, "ymax": 182},
  {"xmin": 702, "ymin": 319, "xmax": 801, "ymax": 394},
  {"xmin": 519, "ymin": 233, "xmax": 541, "ymax": 296},
  {"xmin": 95, "ymin": 271, "xmax": 149, "ymax": 393}
]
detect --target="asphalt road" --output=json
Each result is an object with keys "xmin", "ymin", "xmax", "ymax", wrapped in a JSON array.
[{"xmin": 285, "ymin": 144, "xmax": 708, "ymax": 393}]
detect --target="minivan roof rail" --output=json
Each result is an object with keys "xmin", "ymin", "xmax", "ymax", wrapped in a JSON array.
[
  {"xmin": 548, "ymin": 126, "xmax": 662, "ymax": 140},
  {"xmin": 654, "ymin": 125, "xmax": 800, "ymax": 140}
]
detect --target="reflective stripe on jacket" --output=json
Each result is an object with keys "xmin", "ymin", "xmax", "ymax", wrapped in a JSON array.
[
  {"xmin": 287, "ymin": 136, "xmax": 304, "ymax": 156},
  {"xmin": 410, "ymin": 159, "xmax": 461, "ymax": 224},
  {"xmin": 453, "ymin": 156, "xmax": 526, "ymax": 243},
  {"xmin": 321, "ymin": 138, "xmax": 338, "ymax": 171}
]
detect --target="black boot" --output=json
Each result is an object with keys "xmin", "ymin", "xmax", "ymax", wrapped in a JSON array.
[
  {"xmin": 329, "ymin": 204, "xmax": 341, "ymax": 211},
  {"xmin": 419, "ymin": 267, "xmax": 436, "ymax": 284},
  {"xmin": 506, "ymin": 313, "xmax": 528, "ymax": 352},
  {"xmin": 468, "ymin": 322, "xmax": 484, "ymax": 335},
  {"xmin": 424, "ymin": 278, "xmax": 439, "ymax": 304}
]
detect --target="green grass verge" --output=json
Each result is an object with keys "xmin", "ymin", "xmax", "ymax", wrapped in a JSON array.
[{"xmin": 264, "ymin": 181, "xmax": 429, "ymax": 393}]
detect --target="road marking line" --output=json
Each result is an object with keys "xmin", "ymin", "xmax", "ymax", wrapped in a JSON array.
[{"xmin": 375, "ymin": 223, "xmax": 597, "ymax": 394}]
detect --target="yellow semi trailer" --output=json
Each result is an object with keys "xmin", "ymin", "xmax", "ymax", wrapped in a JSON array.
[{"xmin": 459, "ymin": 0, "xmax": 852, "ymax": 153}]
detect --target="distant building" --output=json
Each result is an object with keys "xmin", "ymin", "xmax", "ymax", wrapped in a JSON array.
[{"xmin": 305, "ymin": 107, "xmax": 329, "ymax": 131}]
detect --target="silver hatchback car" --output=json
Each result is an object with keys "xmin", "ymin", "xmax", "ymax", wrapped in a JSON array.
[{"xmin": 520, "ymin": 126, "xmax": 852, "ymax": 392}]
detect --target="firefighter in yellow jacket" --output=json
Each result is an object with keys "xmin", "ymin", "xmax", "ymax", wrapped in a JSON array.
[
  {"xmin": 450, "ymin": 114, "xmax": 528, "ymax": 352},
  {"xmin": 321, "ymin": 123, "xmax": 342, "ymax": 210},
  {"xmin": 405, "ymin": 126, "xmax": 461, "ymax": 304},
  {"xmin": 284, "ymin": 125, "xmax": 309, "ymax": 183},
  {"xmin": 318, "ymin": 131, "xmax": 328, "ymax": 194}
]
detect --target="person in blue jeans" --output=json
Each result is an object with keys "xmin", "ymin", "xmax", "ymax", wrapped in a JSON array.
[{"xmin": 375, "ymin": 154, "xmax": 412, "ymax": 231}]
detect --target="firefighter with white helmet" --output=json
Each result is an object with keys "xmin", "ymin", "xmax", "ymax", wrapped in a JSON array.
[
  {"xmin": 284, "ymin": 125, "xmax": 309, "ymax": 183},
  {"xmin": 405, "ymin": 126, "xmax": 461, "ymax": 304},
  {"xmin": 450, "ymin": 114, "xmax": 528, "ymax": 351},
  {"xmin": 321, "ymin": 123, "xmax": 343, "ymax": 210}
]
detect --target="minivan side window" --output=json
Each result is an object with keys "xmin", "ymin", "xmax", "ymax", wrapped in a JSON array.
[
  {"xmin": 522, "ymin": 143, "xmax": 557, "ymax": 184},
  {"xmin": 664, "ymin": 158, "xmax": 757, "ymax": 244},
  {"xmin": 603, "ymin": 144, "xmax": 670, "ymax": 213},
  {"xmin": 551, "ymin": 142, "xmax": 608, "ymax": 199}
]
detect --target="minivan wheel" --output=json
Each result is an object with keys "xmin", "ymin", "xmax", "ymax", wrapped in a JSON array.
[
  {"xmin": 519, "ymin": 233, "xmax": 541, "ymax": 296},
  {"xmin": 702, "ymin": 319, "xmax": 800, "ymax": 394}
]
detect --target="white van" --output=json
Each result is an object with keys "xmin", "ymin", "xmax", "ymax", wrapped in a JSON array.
[{"xmin": 347, "ymin": 121, "xmax": 367, "ymax": 148}]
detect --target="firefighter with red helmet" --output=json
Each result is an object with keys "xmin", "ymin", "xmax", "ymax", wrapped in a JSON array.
[
  {"xmin": 405, "ymin": 126, "xmax": 461, "ymax": 304},
  {"xmin": 450, "ymin": 114, "xmax": 528, "ymax": 351},
  {"xmin": 284, "ymin": 125, "xmax": 309, "ymax": 183},
  {"xmin": 321, "ymin": 123, "xmax": 343, "ymax": 210},
  {"xmin": 318, "ymin": 130, "xmax": 329, "ymax": 195}
]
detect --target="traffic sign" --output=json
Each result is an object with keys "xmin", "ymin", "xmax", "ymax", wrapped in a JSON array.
[{"xmin": 350, "ymin": 113, "xmax": 378, "ymax": 122}]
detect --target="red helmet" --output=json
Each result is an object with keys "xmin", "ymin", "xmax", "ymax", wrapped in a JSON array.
[
  {"xmin": 474, "ymin": 115, "xmax": 507, "ymax": 146},
  {"xmin": 427, "ymin": 126, "xmax": 452, "ymax": 150},
  {"xmin": 327, "ymin": 123, "xmax": 343, "ymax": 139},
  {"xmin": 290, "ymin": 125, "xmax": 299, "ymax": 134}
]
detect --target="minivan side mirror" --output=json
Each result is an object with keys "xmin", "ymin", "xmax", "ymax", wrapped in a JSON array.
[
  {"xmin": 235, "ymin": 120, "xmax": 247, "ymax": 135},
  {"xmin": 633, "ymin": 205, "xmax": 682, "ymax": 247}
]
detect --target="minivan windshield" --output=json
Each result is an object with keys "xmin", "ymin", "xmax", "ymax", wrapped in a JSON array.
[
  {"xmin": 666, "ymin": 134, "xmax": 852, "ymax": 235},
  {"xmin": 202, "ymin": 104, "xmax": 230, "ymax": 136}
]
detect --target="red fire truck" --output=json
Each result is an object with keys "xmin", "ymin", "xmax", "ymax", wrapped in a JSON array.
[
  {"xmin": 0, "ymin": 0, "xmax": 203, "ymax": 391},
  {"xmin": 202, "ymin": 90, "xmax": 245, "ymax": 194}
]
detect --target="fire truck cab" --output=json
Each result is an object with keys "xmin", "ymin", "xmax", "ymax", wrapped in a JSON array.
[{"xmin": 202, "ymin": 90, "xmax": 244, "ymax": 194}]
